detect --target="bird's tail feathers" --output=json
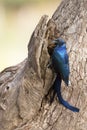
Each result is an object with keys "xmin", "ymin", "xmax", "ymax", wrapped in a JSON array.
[{"xmin": 54, "ymin": 75, "xmax": 79, "ymax": 112}]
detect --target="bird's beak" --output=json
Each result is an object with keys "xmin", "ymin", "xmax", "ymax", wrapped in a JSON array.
[{"xmin": 48, "ymin": 40, "xmax": 56, "ymax": 48}]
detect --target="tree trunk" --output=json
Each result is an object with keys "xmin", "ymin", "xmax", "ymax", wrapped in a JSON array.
[{"xmin": 0, "ymin": 0, "xmax": 87, "ymax": 130}]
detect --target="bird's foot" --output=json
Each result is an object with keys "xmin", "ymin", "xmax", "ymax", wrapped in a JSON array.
[{"xmin": 46, "ymin": 59, "xmax": 53, "ymax": 69}]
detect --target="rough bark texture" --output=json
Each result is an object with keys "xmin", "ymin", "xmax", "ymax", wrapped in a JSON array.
[{"xmin": 0, "ymin": 0, "xmax": 87, "ymax": 130}]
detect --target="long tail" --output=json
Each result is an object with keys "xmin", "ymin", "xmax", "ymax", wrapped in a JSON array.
[{"xmin": 53, "ymin": 75, "xmax": 79, "ymax": 112}]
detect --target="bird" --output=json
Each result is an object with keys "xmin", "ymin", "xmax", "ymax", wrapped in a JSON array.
[{"xmin": 48, "ymin": 38, "xmax": 79, "ymax": 112}]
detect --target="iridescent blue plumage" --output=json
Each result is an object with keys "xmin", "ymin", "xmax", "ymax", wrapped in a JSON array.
[
  {"xmin": 49, "ymin": 38, "xmax": 79, "ymax": 112},
  {"xmin": 52, "ymin": 43, "xmax": 69, "ymax": 86}
]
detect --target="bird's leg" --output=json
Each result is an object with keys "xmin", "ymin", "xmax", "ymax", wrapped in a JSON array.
[{"xmin": 46, "ymin": 58, "xmax": 53, "ymax": 69}]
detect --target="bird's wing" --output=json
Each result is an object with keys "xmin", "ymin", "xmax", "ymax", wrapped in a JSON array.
[
  {"xmin": 52, "ymin": 46, "xmax": 69, "ymax": 85},
  {"xmin": 63, "ymin": 53, "xmax": 70, "ymax": 85},
  {"xmin": 64, "ymin": 52, "xmax": 69, "ymax": 64}
]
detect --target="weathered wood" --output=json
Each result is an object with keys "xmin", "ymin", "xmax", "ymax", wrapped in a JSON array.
[{"xmin": 0, "ymin": 0, "xmax": 87, "ymax": 130}]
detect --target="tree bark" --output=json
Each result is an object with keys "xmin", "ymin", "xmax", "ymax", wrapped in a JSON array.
[{"xmin": 0, "ymin": 0, "xmax": 87, "ymax": 130}]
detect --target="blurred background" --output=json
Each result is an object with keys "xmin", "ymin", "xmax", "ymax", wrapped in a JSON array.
[{"xmin": 0, "ymin": 0, "xmax": 61, "ymax": 71}]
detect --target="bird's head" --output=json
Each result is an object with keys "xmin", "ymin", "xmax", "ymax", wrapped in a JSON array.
[
  {"xmin": 48, "ymin": 38, "xmax": 66, "ymax": 55},
  {"xmin": 48, "ymin": 38, "xmax": 66, "ymax": 49}
]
